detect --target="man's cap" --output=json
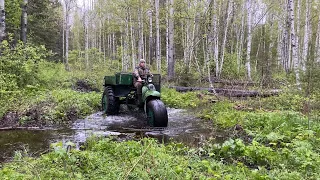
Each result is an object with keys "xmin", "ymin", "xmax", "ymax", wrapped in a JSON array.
[{"xmin": 140, "ymin": 59, "xmax": 146, "ymax": 63}]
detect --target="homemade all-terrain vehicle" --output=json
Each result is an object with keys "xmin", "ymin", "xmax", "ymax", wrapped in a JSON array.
[{"xmin": 101, "ymin": 73, "xmax": 168, "ymax": 127}]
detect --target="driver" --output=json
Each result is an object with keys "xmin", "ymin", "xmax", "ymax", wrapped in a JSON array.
[{"xmin": 133, "ymin": 59, "xmax": 152, "ymax": 105}]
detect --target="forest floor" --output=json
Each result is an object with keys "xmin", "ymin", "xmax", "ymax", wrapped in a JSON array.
[{"xmin": 1, "ymin": 63, "xmax": 320, "ymax": 178}]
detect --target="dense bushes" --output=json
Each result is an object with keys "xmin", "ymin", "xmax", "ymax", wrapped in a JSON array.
[
  {"xmin": 0, "ymin": 41, "xmax": 49, "ymax": 91},
  {"xmin": 0, "ymin": 42, "xmax": 109, "ymax": 124}
]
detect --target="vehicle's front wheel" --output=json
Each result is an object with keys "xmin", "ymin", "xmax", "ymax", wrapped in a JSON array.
[
  {"xmin": 146, "ymin": 99, "xmax": 168, "ymax": 127},
  {"xmin": 101, "ymin": 86, "xmax": 120, "ymax": 115}
]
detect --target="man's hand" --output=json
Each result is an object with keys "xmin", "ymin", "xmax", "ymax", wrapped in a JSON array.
[{"xmin": 137, "ymin": 77, "xmax": 142, "ymax": 82}]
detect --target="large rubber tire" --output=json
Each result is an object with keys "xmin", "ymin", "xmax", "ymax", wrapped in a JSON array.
[
  {"xmin": 101, "ymin": 86, "xmax": 120, "ymax": 115},
  {"xmin": 146, "ymin": 99, "xmax": 168, "ymax": 127}
]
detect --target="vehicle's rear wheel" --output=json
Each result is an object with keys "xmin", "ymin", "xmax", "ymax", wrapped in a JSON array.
[
  {"xmin": 101, "ymin": 86, "xmax": 120, "ymax": 115},
  {"xmin": 146, "ymin": 99, "xmax": 168, "ymax": 127}
]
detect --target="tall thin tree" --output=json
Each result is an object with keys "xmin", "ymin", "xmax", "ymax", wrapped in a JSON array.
[
  {"xmin": 0, "ymin": 0, "xmax": 5, "ymax": 43},
  {"xmin": 167, "ymin": 0, "xmax": 174, "ymax": 80},
  {"xmin": 20, "ymin": 0, "xmax": 28, "ymax": 44},
  {"xmin": 289, "ymin": 0, "xmax": 301, "ymax": 89}
]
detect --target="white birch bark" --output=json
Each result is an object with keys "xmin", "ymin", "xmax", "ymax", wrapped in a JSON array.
[
  {"xmin": 236, "ymin": 1, "xmax": 245, "ymax": 73},
  {"xmin": 130, "ymin": 13, "xmax": 136, "ymax": 70},
  {"xmin": 112, "ymin": 32, "xmax": 115, "ymax": 60},
  {"xmin": 155, "ymin": 0, "xmax": 161, "ymax": 73},
  {"xmin": 121, "ymin": 26, "xmax": 124, "ymax": 71},
  {"xmin": 213, "ymin": 0, "xmax": 219, "ymax": 77},
  {"xmin": 65, "ymin": 7, "xmax": 70, "ymax": 71},
  {"xmin": 124, "ymin": 12, "xmax": 130, "ymax": 71},
  {"xmin": 64, "ymin": 0, "xmax": 74, "ymax": 71},
  {"xmin": 289, "ymin": 0, "xmax": 301, "ymax": 89},
  {"xmin": 277, "ymin": 24, "xmax": 283, "ymax": 67},
  {"xmin": 219, "ymin": 0, "xmax": 232, "ymax": 77},
  {"xmin": 148, "ymin": 2, "xmax": 153, "ymax": 65},
  {"xmin": 0, "ymin": 0, "xmax": 5, "ymax": 42},
  {"xmin": 84, "ymin": 0, "xmax": 89, "ymax": 70},
  {"xmin": 167, "ymin": 0, "xmax": 175, "ymax": 80},
  {"xmin": 246, "ymin": 0, "xmax": 252, "ymax": 80},
  {"xmin": 138, "ymin": 2, "xmax": 143, "ymax": 60},
  {"xmin": 62, "ymin": 3, "xmax": 65, "ymax": 64},
  {"xmin": 316, "ymin": 3, "xmax": 320, "ymax": 63},
  {"xmin": 301, "ymin": 0, "xmax": 310, "ymax": 72}
]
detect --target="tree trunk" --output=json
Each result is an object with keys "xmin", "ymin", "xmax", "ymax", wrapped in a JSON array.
[
  {"xmin": 316, "ymin": 2, "xmax": 320, "ymax": 63},
  {"xmin": 65, "ymin": 12, "xmax": 70, "ymax": 71},
  {"xmin": 138, "ymin": 1, "xmax": 143, "ymax": 60},
  {"xmin": 84, "ymin": 2, "xmax": 89, "ymax": 70},
  {"xmin": 155, "ymin": 0, "xmax": 161, "ymax": 73},
  {"xmin": 20, "ymin": 0, "xmax": 28, "ymax": 44},
  {"xmin": 0, "ymin": 0, "xmax": 5, "ymax": 43},
  {"xmin": 301, "ymin": 0, "xmax": 310, "ymax": 72},
  {"xmin": 289, "ymin": 0, "xmax": 301, "ymax": 89},
  {"xmin": 218, "ymin": 0, "xmax": 232, "ymax": 77},
  {"xmin": 64, "ymin": 0, "xmax": 71, "ymax": 71},
  {"xmin": 213, "ymin": 0, "xmax": 219, "ymax": 77},
  {"xmin": 167, "ymin": 0, "xmax": 175, "ymax": 80},
  {"xmin": 124, "ymin": 12, "xmax": 130, "ymax": 71},
  {"xmin": 236, "ymin": 1, "xmax": 245, "ymax": 73},
  {"xmin": 130, "ymin": 13, "xmax": 136, "ymax": 70},
  {"xmin": 148, "ymin": 1, "xmax": 153, "ymax": 65},
  {"xmin": 246, "ymin": 0, "xmax": 252, "ymax": 81},
  {"xmin": 112, "ymin": 32, "xmax": 115, "ymax": 60},
  {"xmin": 62, "ymin": 4, "xmax": 65, "ymax": 64}
]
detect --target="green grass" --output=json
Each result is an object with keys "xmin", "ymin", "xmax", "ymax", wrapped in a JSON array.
[
  {"xmin": 0, "ymin": 60, "xmax": 109, "ymax": 125},
  {"xmin": 0, "ymin": 138, "xmax": 302, "ymax": 179}
]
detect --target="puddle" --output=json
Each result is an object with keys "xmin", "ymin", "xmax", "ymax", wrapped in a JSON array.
[{"xmin": 0, "ymin": 106, "xmax": 227, "ymax": 163}]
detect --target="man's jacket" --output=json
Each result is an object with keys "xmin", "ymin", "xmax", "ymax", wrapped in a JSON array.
[{"xmin": 133, "ymin": 66, "xmax": 152, "ymax": 79}]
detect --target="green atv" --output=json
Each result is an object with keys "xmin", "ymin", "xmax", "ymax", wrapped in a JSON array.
[{"xmin": 101, "ymin": 73, "xmax": 168, "ymax": 127}]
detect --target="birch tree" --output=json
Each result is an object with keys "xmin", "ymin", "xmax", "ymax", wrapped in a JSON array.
[
  {"xmin": 246, "ymin": 0, "xmax": 252, "ymax": 80},
  {"xmin": 62, "ymin": 0, "xmax": 75, "ymax": 71},
  {"xmin": 213, "ymin": 0, "xmax": 220, "ymax": 77},
  {"xmin": 289, "ymin": 0, "xmax": 301, "ymax": 89},
  {"xmin": 0, "ymin": 0, "xmax": 5, "ymax": 43},
  {"xmin": 138, "ymin": 0, "xmax": 144, "ymax": 60},
  {"xmin": 316, "ymin": 2, "xmax": 320, "ymax": 63},
  {"xmin": 218, "ymin": 0, "xmax": 233, "ymax": 77},
  {"xmin": 301, "ymin": 0, "xmax": 311, "ymax": 72},
  {"xmin": 20, "ymin": 0, "xmax": 28, "ymax": 44},
  {"xmin": 167, "ymin": 0, "xmax": 174, "ymax": 80},
  {"xmin": 155, "ymin": 0, "xmax": 161, "ymax": 73},
  {"xmin": 84, "ymin": 0, "xmax": 89, "ymax": 70},
  {"xmin": 130, "ymin": 13, "xmax": 136, "ymax": 70},
  {"xmin": 147, "ymin": 1, "xmax": 153, "ymax": 65}
]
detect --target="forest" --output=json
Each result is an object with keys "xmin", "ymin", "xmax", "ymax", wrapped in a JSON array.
[{"xmin": 1, "ymin": 0, "xmax": 320, "ymax": 179}]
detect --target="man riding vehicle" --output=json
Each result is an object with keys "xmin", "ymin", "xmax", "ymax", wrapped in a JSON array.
[{"xmin": 133, "ymin": 59, "xmax": 153, "ymax": 105}]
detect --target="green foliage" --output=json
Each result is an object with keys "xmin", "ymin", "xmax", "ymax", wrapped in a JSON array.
[
  {"xmin": 0, "ymin": 41, "xmax": 49, "ymax": 91},
  {"xmin": 28, "ymin": 0, "xmax": 62, "ymax": 58},
  {"xmin": 199, "ymin": 98, "xmax": 320, "ymax": 179},
  {"xmin": 0, "ymin": 138, "xmax": 292, "ymax": 179},
  {"xmin": 5, "ymin": 0, "xmax": 23, "ymax": 33},
  {"xmin": 161, "ymin": 88, "xmax": 203, "ymax": 108},
  {"xmin": 48, "ymin": 90, "xmax": 100, "ymax": 121},
  {"xmin": 220, "ymin": 53, "xmax": 246, "ymax": 78},
  {"xmin": 201, "ymin": 101, "xmax": 246, "ymax": 128}
]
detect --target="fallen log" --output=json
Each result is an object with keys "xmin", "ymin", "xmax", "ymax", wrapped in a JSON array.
[
  {"xmin": 210, "ymin": 78, "xmax": 258, "ymax": 86},
  {"xmin": 168, "ymin": 86, "xmax": 280, "ymax": 97},
  {"xmin": 0, "ymin": 126, "xmax": 46, "ymax": 131}
]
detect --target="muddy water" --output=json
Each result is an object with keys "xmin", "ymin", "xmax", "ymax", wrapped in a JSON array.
[{"xmin": 0, "ymin": 107, "xmax": 226, "ymax": 162}]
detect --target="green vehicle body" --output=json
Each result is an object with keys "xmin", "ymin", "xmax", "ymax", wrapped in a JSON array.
[{"xmin": 102, "ymin": 72, "xmax": 167, "ymax": 127}]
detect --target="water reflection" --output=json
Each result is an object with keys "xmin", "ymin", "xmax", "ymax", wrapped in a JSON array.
[{"xmin": 0, "ymin": 108, "xmax": 226, "ymax": 163}]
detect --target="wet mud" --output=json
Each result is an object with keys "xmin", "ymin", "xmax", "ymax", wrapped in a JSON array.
[{"xmin": 0, "ymin": 106, "xmax": 227, "ymax": 162}]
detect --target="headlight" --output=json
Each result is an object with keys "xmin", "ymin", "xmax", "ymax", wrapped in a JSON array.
[
  {"xmin": 148, "ymin": 77, "xmax": 152, "ymax": 83},
  {"xmin": 147, "ymin": 84, "xmax": 156, "ymax": 90}
]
